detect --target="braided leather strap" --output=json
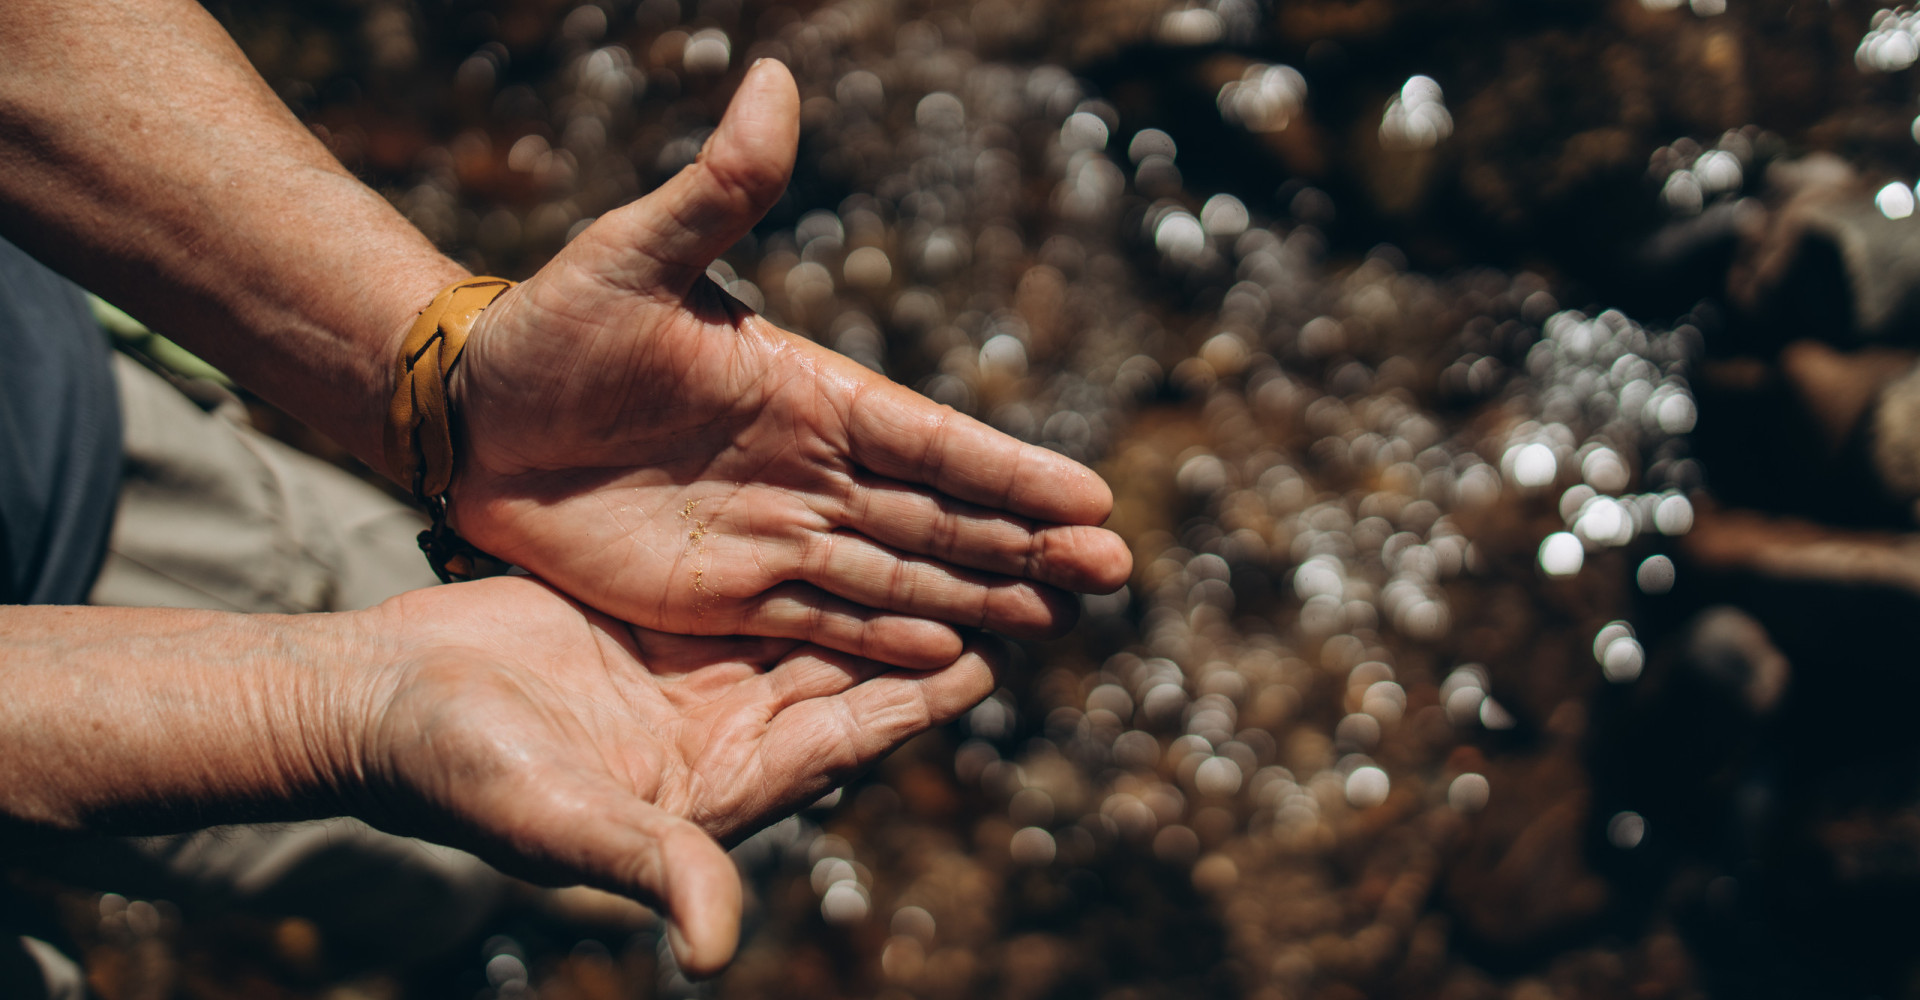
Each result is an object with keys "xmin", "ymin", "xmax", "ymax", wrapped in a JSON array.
[{"xmin": 384, "ymin": 276, "xmax": 515, "ymax": 582}]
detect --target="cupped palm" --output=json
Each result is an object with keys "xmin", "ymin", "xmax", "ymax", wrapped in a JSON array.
[
  {"xmin": 357, "ymin": 575, "xmax": 999, "ymax": 975},
  {"xmin": 448, "ymin": 60, "xmax": 1131, "ymax": 669}
]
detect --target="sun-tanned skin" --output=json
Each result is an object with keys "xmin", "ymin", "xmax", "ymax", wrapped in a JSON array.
[
  {"xmin": 0, "ymin": 578, "xmax": 1001, "ymax": 974},
  {"xmin": 0, "ymin": 0, "xmax": 1131, "ymax": 975},
  {"xmin": 454, "ymin": 62, "xmax": 1129, "ymax": 667},
  {"xmin": 0, "ymin": 1, "xmax": 1129, "ymax": 669},
  {"xmin": 354, "ymin": 578, "xmax": 1006, "ymax": 973}
]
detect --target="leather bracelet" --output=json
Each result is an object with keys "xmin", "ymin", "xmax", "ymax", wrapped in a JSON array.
[{"xmin": 384, "ymin": 275, "xmax": 515, "ymax": 582}]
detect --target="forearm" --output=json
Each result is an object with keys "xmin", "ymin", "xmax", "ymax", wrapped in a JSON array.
[
  {"xmin": 0, "ymin": 0, "xmax": 466, "ymax": 467},
  {"xmin": 0, "ymin": 606, "xmax": 374, "ymax": 841}
]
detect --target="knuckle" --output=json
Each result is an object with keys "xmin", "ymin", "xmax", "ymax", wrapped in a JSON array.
[
  {"xmin": 972, "ymin": 586, "xmax": 995, "ymax": 629},
  {"xmin": 804, "ymin": 597, "xmax": 830, "ymax": 638},
  {"xmin": 933, "ymin": 513, "xmax": 966, "ymax": 561},
  {"xmin": 922, "ymin": 408, "xmax": 954, "ymax": 482},
  {"xmin": 885, "ymin": 555, "xmax": 917, "ymax": 606},
  {"xmin": 1022, "ymin": 530, "xmax": 1053, "ymax": 581},
  {"xmin": 801, "ymin": 531, "xmax": 837, "ymax": 581}
]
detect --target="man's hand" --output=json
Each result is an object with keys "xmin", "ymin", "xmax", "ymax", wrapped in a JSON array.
[
  {"xmin": 451, "ymin": 61, "xmax": 1131, "ymax": 668},
  {"xmin": 350, "ymin": 575, "xmax": 997, "ymax": 974},
  {"xmin": 0, "ymin": 583, "xmax": 999, "ymax": 976},
  {"xmin": 0, "ymin": 3, "xmax": 1128, "ymax": 665}
]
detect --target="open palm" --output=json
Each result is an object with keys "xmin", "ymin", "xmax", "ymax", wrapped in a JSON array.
[
  {"xmin": 355, "ymin": 575, "xmax": 998, "ymax": 974},
  {"xmin": 449, "ymin": 61, "xmax": 1129, "ymax": 669}
]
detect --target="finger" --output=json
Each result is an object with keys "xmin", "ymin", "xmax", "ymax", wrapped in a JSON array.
[
  {"xmin": 761, "ymin": 645, "xmax": 891, "ymax": 711},
  {"xmin": 842, "ymin": 637, "xmax": 1005, "ymax": 740},
  {"xmin": 509, "ymin": 778, "xmax": 741, "ymax": 977},
  {"xmin": 582, "ymin": 58, "xmax": 798, "ymax": 295},
  {"xmin": 845, "ymin": 379, "xmax": 1115, "ymax": 526},
  {"xmin": 761, "ymin": 639, "xmax": 1004, "ymax": 785},
  {"xmin": 736, "ymin": 581, "xmax": 963, "ymax": 670},
  {"xmin": 843, "ymin": 474, "xmax": 1133, "ymax": 593},
  {"xmin": 802, "ymin": 531, "xmax": 1080, "ymax": 639}
]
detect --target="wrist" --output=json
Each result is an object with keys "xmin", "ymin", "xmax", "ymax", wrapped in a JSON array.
[
  {"xmin": 285, "ymin": 607, "xmax": 409, "ymax": 825},
  {"xmin": 384, "ymin": 277, "xmax": 519, "ymax": 583},
  {"xmin": 383, "ymin": 275, "xmax": 518, "ymax": 494},
  {"xmin": 370, "ymin": 259, "xmax": 476, "ymax": 475},
  {"xmin": 440, "ymin": 282, "xmax": 519, "ymax": 499},
  {"xmin": 169, "ymin": 610, "xmax": 397, "ymax": 827}
]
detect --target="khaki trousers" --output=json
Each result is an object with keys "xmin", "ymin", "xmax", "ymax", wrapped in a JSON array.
[{"xmin": 5, "ymin": 356, "xmax": 505, "ymax": 995}]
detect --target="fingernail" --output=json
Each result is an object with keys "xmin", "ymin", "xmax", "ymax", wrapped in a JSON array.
[{"xmin": 666, "ymin": 921, "xmax": 693, "ymax": 968}]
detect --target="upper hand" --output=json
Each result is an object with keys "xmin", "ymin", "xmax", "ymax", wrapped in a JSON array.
[
  {"xmin": 447, "ymin": 60, "xmax": 1131, "ymax": 668},
  {"xmin": 349, "ymin": 575, "xmax": 1000, "ymax": 975}
]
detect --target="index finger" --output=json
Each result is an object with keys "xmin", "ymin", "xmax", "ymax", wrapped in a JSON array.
[{"xmin": 845, "ymin": 379, "xmax": 1114, "ymax": 526}]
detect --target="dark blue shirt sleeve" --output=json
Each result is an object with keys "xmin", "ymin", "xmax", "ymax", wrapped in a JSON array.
[{"xmin": 0, "ymin": 236, "xmax": 122, "ymax": 605}]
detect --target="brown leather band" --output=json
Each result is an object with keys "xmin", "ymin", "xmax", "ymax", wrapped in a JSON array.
[{"xmin": 384, "ymin": 276, "xmax": 515, "ymax": 499}]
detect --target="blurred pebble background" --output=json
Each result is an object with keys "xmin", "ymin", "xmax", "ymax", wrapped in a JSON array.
[{"xmin": 30, "ymin": 0, "xmax": 1920, "ymax": 996}]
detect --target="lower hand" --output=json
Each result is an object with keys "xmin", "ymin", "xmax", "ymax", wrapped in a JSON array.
[{"xmin": 344, "ymin": 575, "xmax": 1000, "ymax": 975}]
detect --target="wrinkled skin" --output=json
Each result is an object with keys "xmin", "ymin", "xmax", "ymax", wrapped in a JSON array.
[
  {"xmin": 449, "ymin": 60, "xmax": 1131, "ymax": 669},
  {"xmin": 355, "ymin": 575, "xmax": 1000, "ymax": 975}
]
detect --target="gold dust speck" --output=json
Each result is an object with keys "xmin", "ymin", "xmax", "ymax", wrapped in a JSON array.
[
  {"xmin": 680, "ymin": 499, "xmax": 715, "ymax": 607},
  {"xmin": 681, "ymin": 498, "xmax": 708, "ymax": 543}
]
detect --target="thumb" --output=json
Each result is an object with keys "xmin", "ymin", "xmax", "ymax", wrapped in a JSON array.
[
  {"xmin": 585, "ymin": 58, "xmax": 799, "ymax": 295},
  {"xmin": 649, "ymin": 816, "xmax": 743, "ymax": 978},
  {"xmin": 525, "ymin": 786, "xmax": 743, "ymax": 976}
]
